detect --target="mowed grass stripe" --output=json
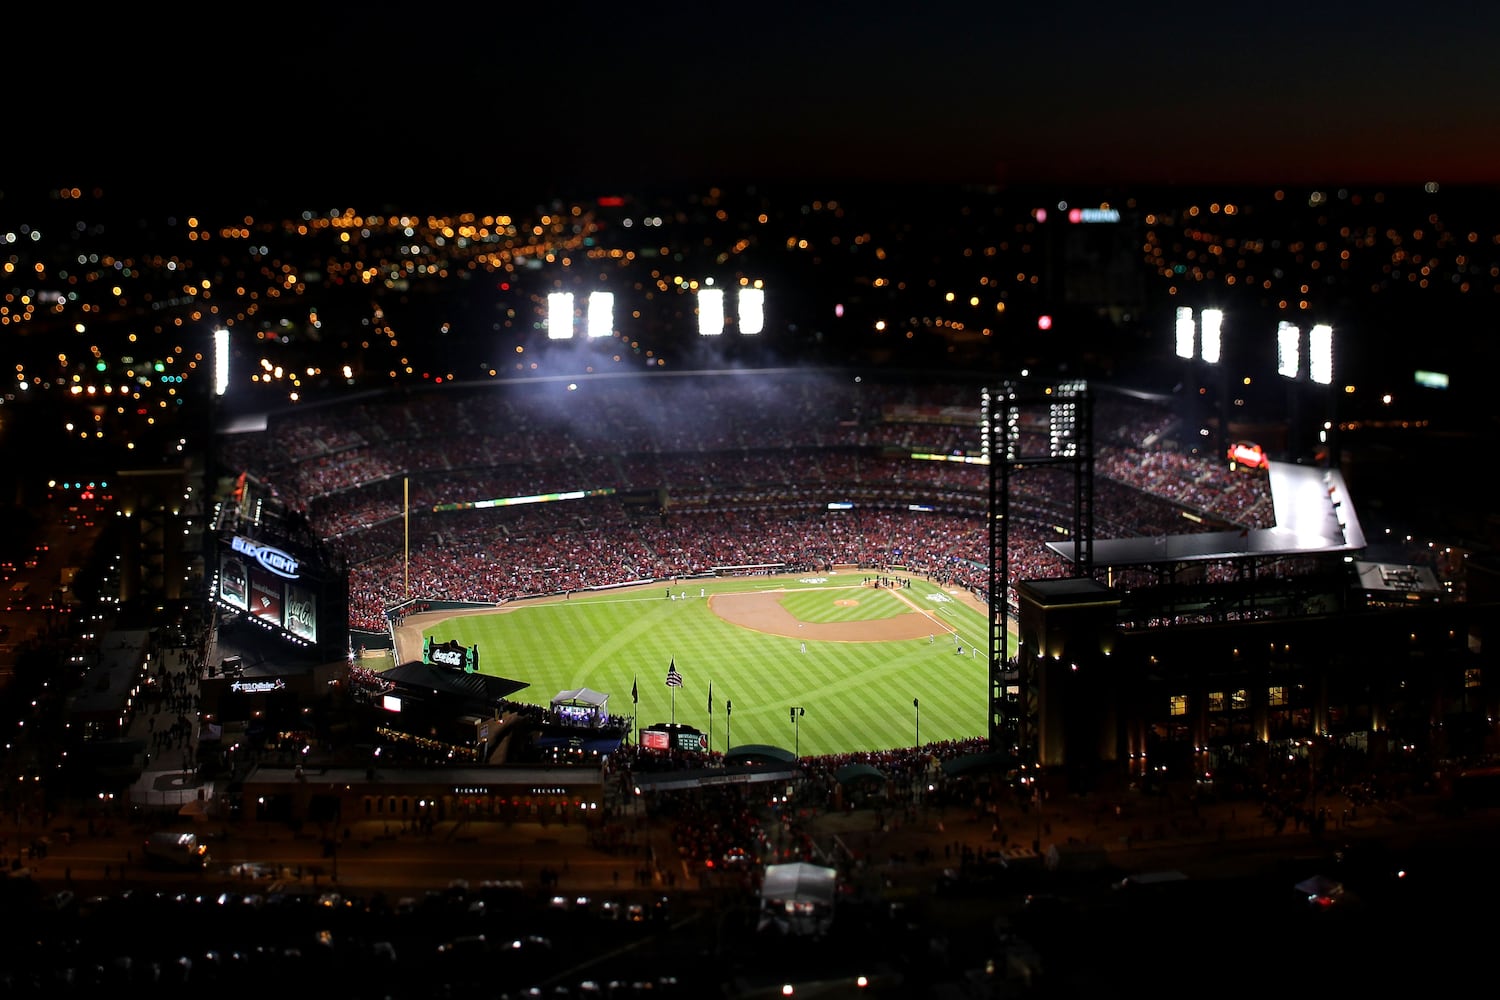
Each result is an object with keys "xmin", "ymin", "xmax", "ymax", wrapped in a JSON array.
[{"xmin": 422, "ymin": 574, "xmax": 996, "ymax": 756}]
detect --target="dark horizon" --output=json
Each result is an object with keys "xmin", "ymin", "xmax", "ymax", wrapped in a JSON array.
[{"xmin": 11, "ymin": 4, "xmax": 1499, "ymax": 215}]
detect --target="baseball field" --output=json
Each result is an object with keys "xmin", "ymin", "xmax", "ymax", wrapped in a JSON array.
[{"xmin": 398, "ymin": 571, "xmax": 1001, "ymax": 758}]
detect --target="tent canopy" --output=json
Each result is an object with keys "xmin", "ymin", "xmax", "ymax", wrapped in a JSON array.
[
  {"xmin": 551, "ymin": 688, "xmax": 609, "ymax": 710},
  {"xmin": 725, "ymin": 744, "xmax": 796, "ymax": 765},
  {"xmin": 940, "ymin": 749, "xmax": 1014, "ymax": 778},
  {"xmin": 835, "ymin": 762, "xmax": 887, "ymax": 785},
  {"xmin": 1294, "ymin": 874, "xmax": 1344, "ymax": 898},
  {"xmin": 761, "ymin": 862, "xmax": 837, "ymax": 906}
]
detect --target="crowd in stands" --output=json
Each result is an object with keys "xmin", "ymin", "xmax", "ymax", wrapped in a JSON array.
[{"xmin": 218, "ymin": 373, "xmax": 1289, "ymax": 633}]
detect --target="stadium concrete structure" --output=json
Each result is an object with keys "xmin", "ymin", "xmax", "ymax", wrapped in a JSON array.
[{"xmin": 187, "ymin": 368, "xmax": 1498, "ymax": 824}]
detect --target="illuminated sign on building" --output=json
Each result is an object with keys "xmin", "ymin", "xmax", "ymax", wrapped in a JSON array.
[
  {"xmin": 231, "ymin": 536, "xmax": 301, "ymax": 580},
  {"xmin": 1068, "ymin": 207, "xmax": 1121, "ymax": 224},
  {"xmin": 229, "ymin": 679, "xmax": 287, "ymax": 694},
  {"xmin": 1228, "ymin": 441, "xmax": 1270, "ymax": 470},
  {"xmin": 423, "ymin": 637, "xmax": 480, "ymax": 672}
]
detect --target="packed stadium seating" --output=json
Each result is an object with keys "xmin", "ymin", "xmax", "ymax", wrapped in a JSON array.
[{"xmin": 217, "ymin": 373, "xmax": 1275, "ymax": 631}]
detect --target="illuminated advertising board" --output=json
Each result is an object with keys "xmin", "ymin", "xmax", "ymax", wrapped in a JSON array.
[
  {"xmin": 285, "ymin": 582, "xmax": 318, "ymax": 644},
  {"xmin": 219, "ymin": 552, "xmax": 249, "ymax": 612},
  {"xmin": 248, "ymin": 566, "xmax": 284, "ymax": 625},
  {"xmin": 1228, "ymin": 441, "xmax": 1270, "ymax": 470},
  {"xmin": 231, "ymin": 535, "xmax": 301, "ymax": 580},
  {"xmin": 215, "ymin": 521, "xmax": 344, "ymax": 654},
  {"xmin": 423, "ymin": 636, "xmax": 479, "ymax": 672},
  {"xmin": 642, "ymin": 724, "xmax": 704, "ymax": 752}
]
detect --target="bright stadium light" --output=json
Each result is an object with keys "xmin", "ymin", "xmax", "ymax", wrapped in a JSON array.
[
  {"xmin": 698, "ymin": 287, "xmax": 725, "ymax": 337},
  {"xmin": 547, "ymin": 292, "xmax": 575, "ymax": 340},
  {"xmin": 1308, "ymin": 323, "xmax": 1333, "ymax": 386},
  {"xmin": 213, "ymin": 328, "xmax": 229, "ymax": 396},
  {"xmin": 1175, "ymin": 307, "xmax": 1195, "ymax": 360},
  {"xmin": 586, "ymin": 292, "xmax": 614, "ymax": 339},
  {"xmin": 738, "ymin": 286, "xmax": 765, "ymax": 335},
  {"xmin": 1277, "ymin": 321, "xmax": 1300, "ymax": 379},
  {"xmin": 1200, "ymin": 308, "xmax": 1223, "ymax": 365}
]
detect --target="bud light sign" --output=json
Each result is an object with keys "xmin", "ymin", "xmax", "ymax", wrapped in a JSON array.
[{"xmin": 231, "ymin": 536, "xmax": 301, "ymax": 580}]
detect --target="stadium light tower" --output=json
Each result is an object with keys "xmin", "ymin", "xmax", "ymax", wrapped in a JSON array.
[
  {"xmin": 1308, "ymin": 323, "xmax": 1334, "ymax": 386},
  {"xmin": 213, "ymin": 328, "xmax": 230, "ymax": 397},
  {"xmin": 738, "ymin": 284, "xmax": 765, "ymax": 335},
  {"xmin": 1278, "ymin": 320, "xmax": 1337, "ymax": 465},
  {"xmin": 1176, "ymin": 306, "xmax": 1229, "ymax": 453},
  {"xmin": 1200, "ymin": 308, "xmax": 1223, "ymax": 365},
  {"xmin": 1277, "ymin": 321, "xmax": 1301, "ymax": 379},
  {"xmin": 586, "ymin": 292, "xmax": 615, "ymax": 339},
  {"xmin": 698, "ymin": 286, "xmax": 725, "ymax": 336},
  {"xmin": 1174, "ymin": 307, "xmax": 1195, "ymax": 360},
  {"xmin": 547, "ymin": 292, "xmax": 575, "ymax": 340}
]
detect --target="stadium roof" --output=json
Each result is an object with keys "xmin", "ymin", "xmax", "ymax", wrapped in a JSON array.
[
  {"xmin": 629, "ymin": 763, "xmax": 798, "ymax": 791},
  {"xmin": 382, "ymin": 660, "xmax": 529, "ymax": 704},
  {"xmin": 1048, "ymin": 460, "xmax": 1366, "ymax": 567},
  {"xmin": 1352, "ymin": 561, "xmax": 1443, "ymax": 597}
]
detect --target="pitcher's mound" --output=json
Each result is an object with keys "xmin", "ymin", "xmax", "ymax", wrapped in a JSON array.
[{"xmin": 709, "ymin": 590, "xmax": 930, "ymax": 641}]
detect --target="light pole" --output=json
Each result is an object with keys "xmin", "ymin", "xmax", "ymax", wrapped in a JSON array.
[
  {"xmin": 913, "ymin": 698, "xmax": 920, "ymax": 748},
  {"xmin": 790, "ymin": 706, "xmax": 805, "ymax": 758}
]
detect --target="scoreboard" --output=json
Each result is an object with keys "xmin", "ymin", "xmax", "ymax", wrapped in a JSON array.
[
  {"xmin": 642, "ymin": 723, "xmax": 705, "ymax": 752},
  {"xmin": 212, "ymin": 528, "xmax": 347, "ymax": 657}
]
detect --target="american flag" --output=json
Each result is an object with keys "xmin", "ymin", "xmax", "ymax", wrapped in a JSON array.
[{"xmin": 665, "ymin": 658, "xmax": 683, "ymax": 688}]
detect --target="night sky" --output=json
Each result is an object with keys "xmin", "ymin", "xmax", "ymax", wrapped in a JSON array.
[{"xmin": 11, "ymin": 3, "xmax": 1500, "ymax": 208}]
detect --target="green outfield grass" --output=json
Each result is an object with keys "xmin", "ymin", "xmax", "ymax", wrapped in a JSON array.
[{"xmin": 420, "ymin": 572, "xmax": 1007, "ymax": 757}]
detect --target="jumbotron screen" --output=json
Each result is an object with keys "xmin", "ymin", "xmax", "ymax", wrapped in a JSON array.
[{"xmin": 214, "ymin": 533, "xmax": 333, "ymax": 650}]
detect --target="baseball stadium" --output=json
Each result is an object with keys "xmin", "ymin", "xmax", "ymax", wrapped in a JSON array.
[{"xmin": 200, "ymin": 362, "xmax": 1483, "ymax": 800}]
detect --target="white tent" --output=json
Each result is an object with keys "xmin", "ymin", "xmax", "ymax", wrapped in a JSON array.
[
  {"xmin": 550, "ymin": 688, "xmax": 610, "ymax": 725},
  {"xmin": 1294, "ymin": 874, "xmax": 1346, "ymax": 905},
  {"xmin": 758, "ymin": 862, "xmax": 838, "ymax": 936},
  {"xmin": 551, "ymin": 688, "xmax": 610, "ymax": 710}
]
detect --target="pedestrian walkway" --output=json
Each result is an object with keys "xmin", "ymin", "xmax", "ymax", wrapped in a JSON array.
[{"xmin": 125, "ymin": 643, "xmax": 216, "ymax": 818}]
